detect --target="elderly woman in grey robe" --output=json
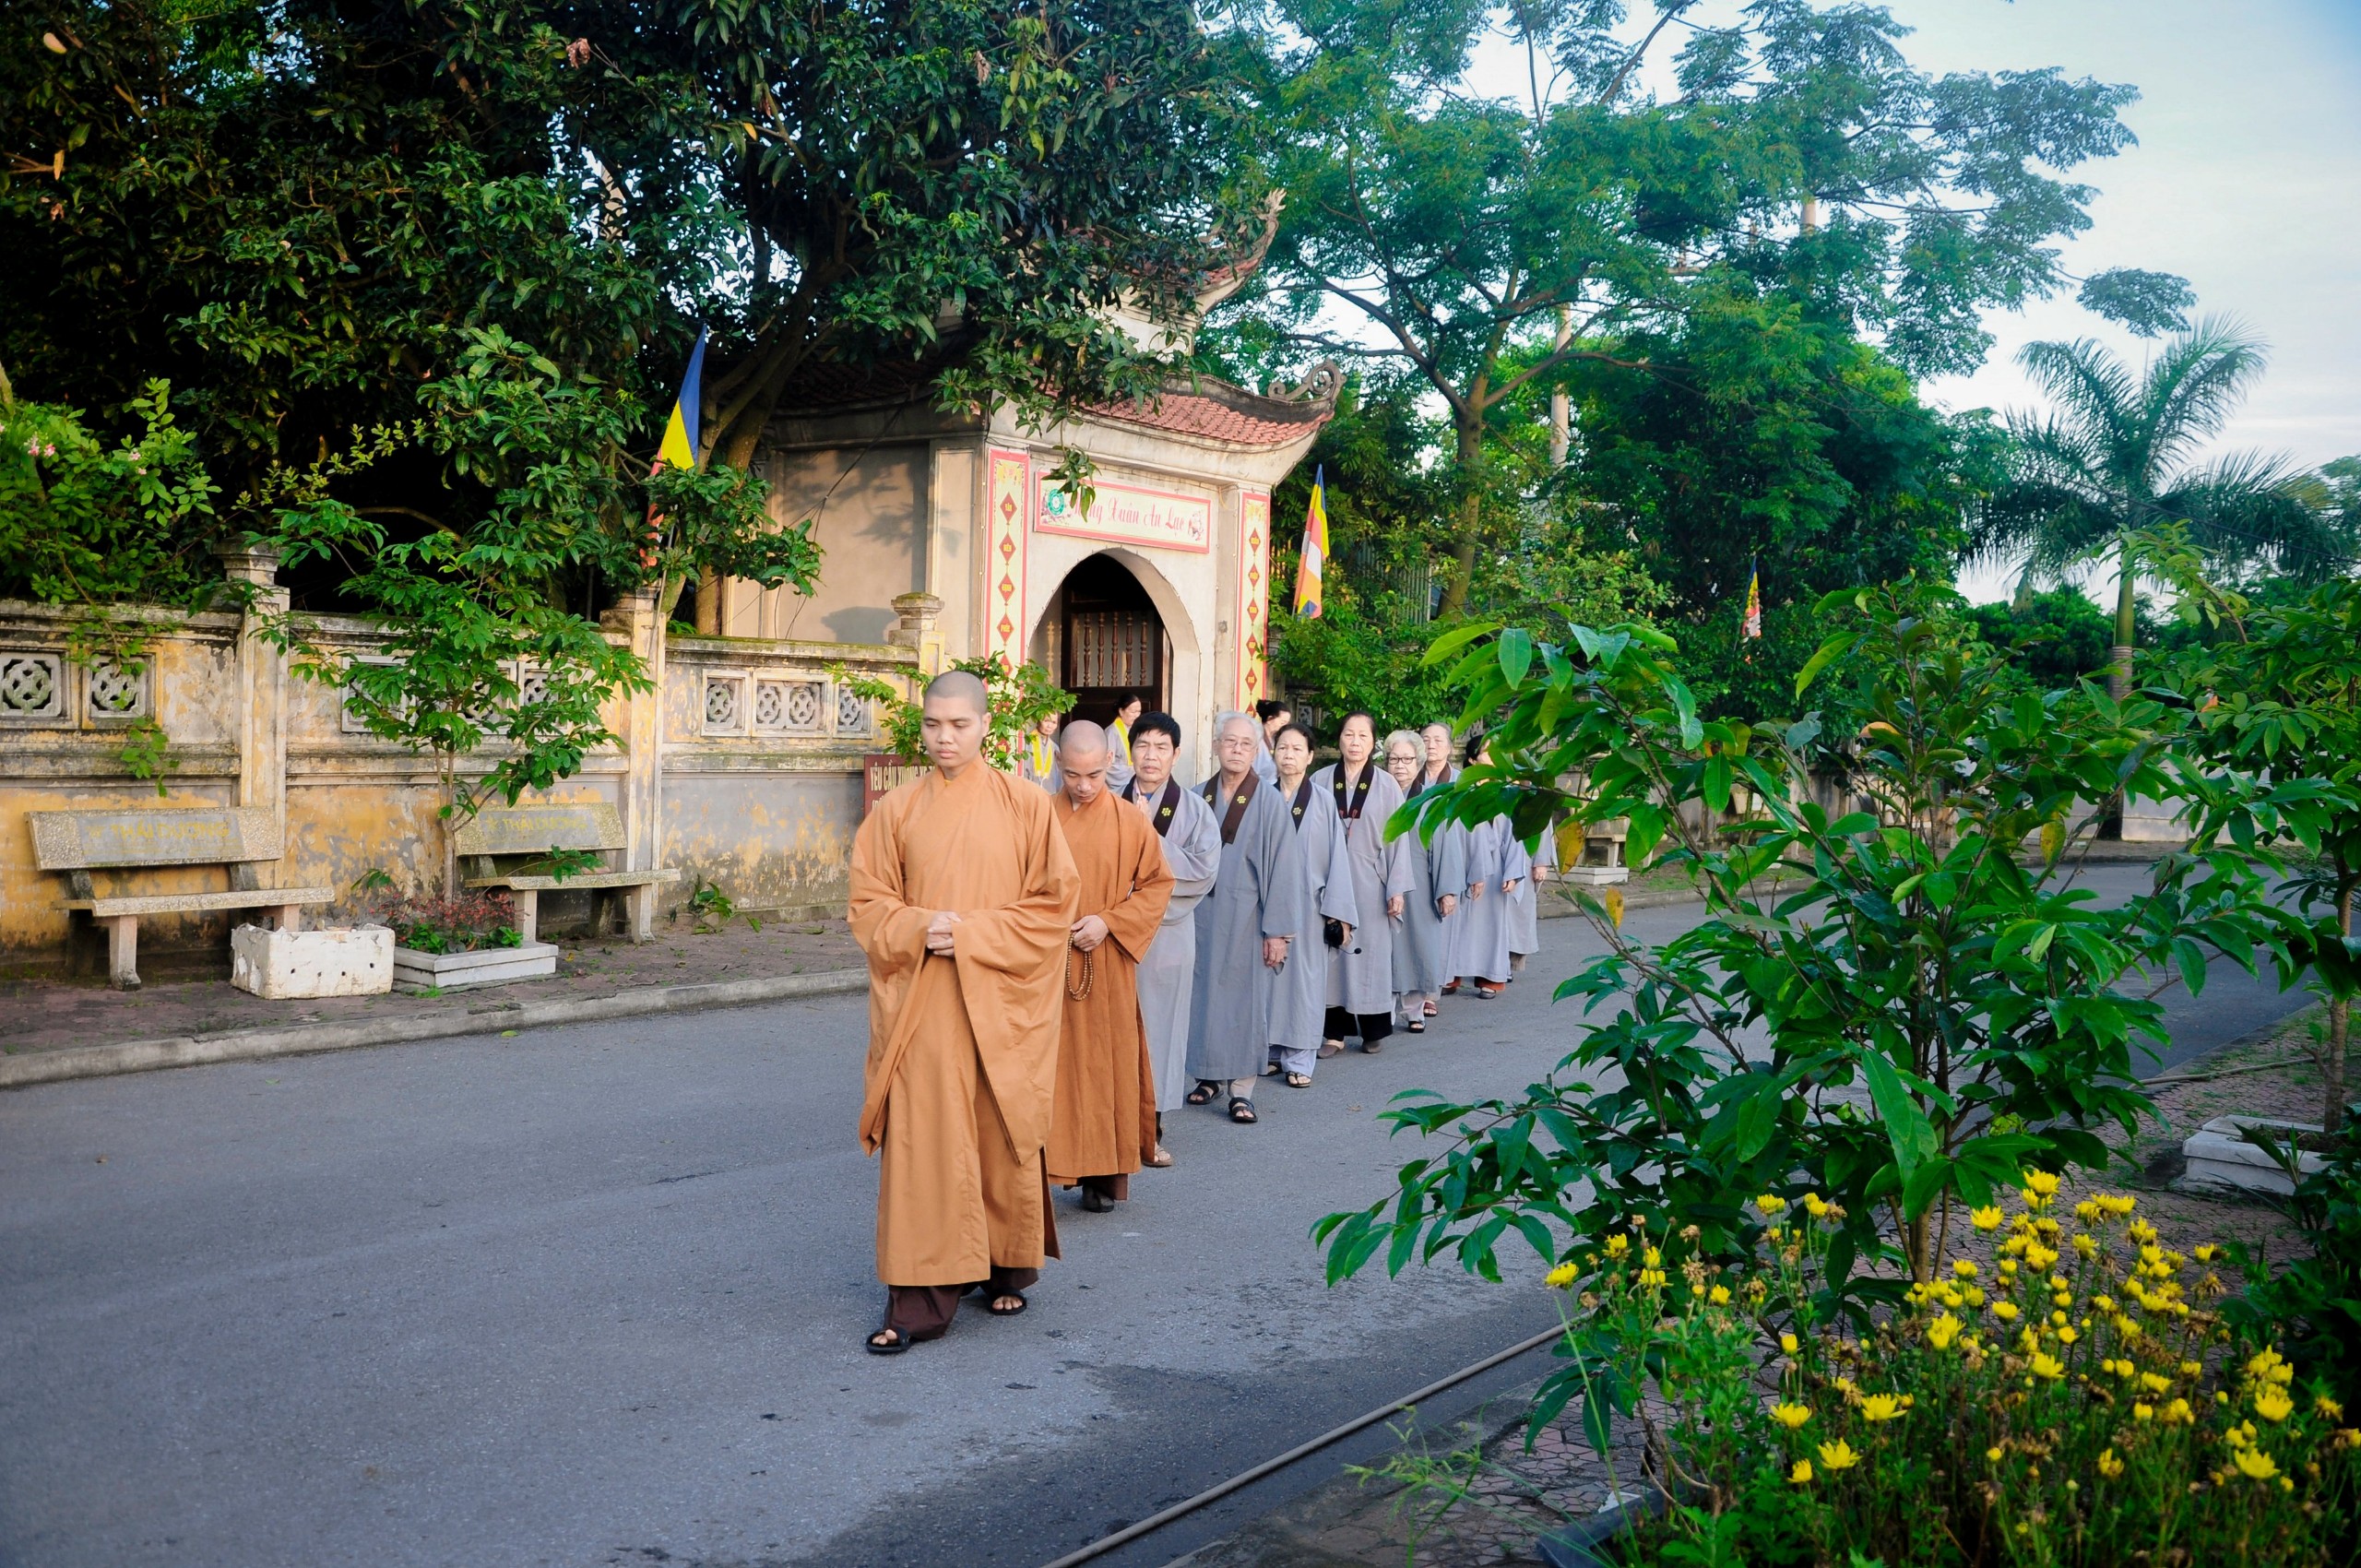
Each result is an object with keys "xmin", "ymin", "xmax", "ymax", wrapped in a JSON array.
[
  {"xmin": 1449, "ymin": 732, "xmax": 1521, "ymax": 997},
  {"xmin": 1184, "ymin": 713, "xmax": 1305, "ymax": 1125},
  {"xmin": 1311, "ymin": 711, "xmax": 1415, "ymax": 1053},
  {"xmin": 1382, "ymin": 729, "xmax": 1465, "ymax": 1033},
  {"xmin": 1264, "ymin": 722, "xmax": 1358, "ymax": 1087}
]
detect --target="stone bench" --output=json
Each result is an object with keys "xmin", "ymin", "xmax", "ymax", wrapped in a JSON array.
[
  {"xmin": 31, "ymin": 806, "xmax": 336, "ymax": 990},
  {"xmin": 456, "ymin": 802, "xmax": 678, "ymax": 944}
]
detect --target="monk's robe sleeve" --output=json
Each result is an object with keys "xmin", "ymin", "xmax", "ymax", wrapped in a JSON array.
[
  {"xmin": 1434, "ymin": 816, "xmax": 1468, "ymax": 907},
  {"xmin": 1372, "ymin": 774, "xmax": 1418, "ymax": 903},
  {"xmin": 848, "ymin": 802, "xmax": 931, "ymax": 976},
  {"xmin": 949, "ymin": 786, "xmax": 1081, "ymax": 977},
  {"xmin": 1502, "ymin": 827, "xmax": 1533, "ymax": 883},
  {"xmin": 1319, "ymin": 809, "xmax": 1359, "ymax": 926},
  {"xmin": 1257, "ymin": 797, "xmax": 1307, "ymax": 941},
  {"xmin": 1101, "ymin": 819, "xmax": 1174, "ymax": 966}
]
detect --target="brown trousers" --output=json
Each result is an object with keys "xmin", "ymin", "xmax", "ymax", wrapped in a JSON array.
[{"xmin": 884, "ymin": 1266, "xmax": 1042, "ymax": 1341}]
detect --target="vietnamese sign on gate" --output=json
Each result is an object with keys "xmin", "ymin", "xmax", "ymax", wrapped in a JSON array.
[{"xmin": 1034, "ymin": 478, "xmax": 1213, "ymax": 553}]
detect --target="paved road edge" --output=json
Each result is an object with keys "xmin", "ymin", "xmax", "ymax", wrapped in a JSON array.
[{"xmin": 0, "ymin": 968, "xmax": 871, "ymax": 1091}]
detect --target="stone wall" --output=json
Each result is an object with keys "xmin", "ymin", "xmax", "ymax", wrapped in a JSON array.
[{"xmin": 0, "ymin": 584, "xmax": 919, "ymax": 980}]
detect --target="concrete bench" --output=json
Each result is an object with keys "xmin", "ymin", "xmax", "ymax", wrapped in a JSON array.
[
  {"xmin": 31, "ymin": 806, "xmax": 335, "ymax": 990},
  {"xmin": 456, "ymin": 802, "xmax": 678, "ymax": 944}
]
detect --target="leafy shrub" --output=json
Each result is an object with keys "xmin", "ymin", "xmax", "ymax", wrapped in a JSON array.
[
  {"xmin": 350, "ymin": 871, "xmax": 518, "ymax": 954},
  {"xmin": 835, "ymin": 653, "xmax": 1071, "ymax": 769},
  {"xmin": 1520, "ymin": 1185, "xmax": 2360, "ymax": 1566},
  {"xmin": 2230, "ymin": 1129, "xmax": 2361, "ymax": 1420},
  {"xmin": 1325, "ymin": 585, "xmax": 2316, "ymax": 1310}
]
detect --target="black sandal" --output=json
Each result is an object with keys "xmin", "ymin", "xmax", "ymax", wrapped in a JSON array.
[
  {"xmin": 986, "ymin": 1290, "xmax": 1028, "ymax": 1316},
  {"xmin": 1228, "ymin": 1097, "xmax": 1258, "ymax": 1124},
  {"xmin": 1285, "ymin": 1071, "xmax": 1312, "ymax": 1088},
  {"xmin": 1405, "ymin": 1020, "xmax": 1426, "ymax": 1034},
  {"xmin": 1186, "ymin": 1080, "xmax": 1222, "ymax": 1106},
  {"xmin": 866, "ymin": 1327, "xmax": 911, "ymax": 1356}
]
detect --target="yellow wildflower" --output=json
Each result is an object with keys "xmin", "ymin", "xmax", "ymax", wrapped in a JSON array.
[
  {"xmin": 1992, "ymin": 1301, "xmax": 2020, "ymax": 1322},
  {"xmin": 1860, "ymin": 1394, "xmax": 1907, "ymax": 1422},
  {"xmin": 2164, "ymin": 1398, "xmax": 2193, "ymax": 1424},
  {"xmin": 1952, "ymin": 1260, "xmax": 1978, "ymax": 1278},
  {"xmin": 2254, "ymin": 1387, "xmax": 2295, "ymax": 1424},
  {"xmin": 1604, "ymin": 1234, "xmax": 1631, "ymax": 1258},
  {"xmin": 2093, "ymin": 1295, "xmax": 2116, "ymax": 1313},
  {"xmin": 2030, "ymin": 1352, "xmax": 2067, "ymax": 1381},
  {"xmin": 1638, "ymin": 1267, "xmax": 1667, "ymax": 1288},
  {"xmin": 2074, "ymin": 1234, "xmax": 2099, "ymax": 1258},
  {"xmin": 2133, "ymin": 1403, "xmax": 2154, "ymax": 1421},
  {"xmin": 1986, "ymin": 1445, "xmax": 2005, "ymax": 1463},
  {"xmin": 1802, "ymin": 1193, "xmax": 1832, "ymax": 1218},
  {"xmin": 1971, "ymin": 1206, "xmax": 2003, "ymax": 1232},
  {"xmin": 1927, "ymin": 1314, "xmax": 1963, "ymax": 1351},
  {"xmin": 1817, "ymin": 1440, "xmax": 1861, "ymax": 1472},
  {"xmin": 2234, "ymin": 1448, "xmax": 2280, "ymax": 1482},
  {"xmin": 2192, "ymin": 1243, "xmax": 2218, "ymax": 1263},
  {"xmin": 2140, "ymin": 1372, "xmax": 2171, "ymax": 1395},
  {"xmin": 1771, "ymin": 1402, "xmax": 1813, "ymax": 1430},
  {"xmin": 2096, "ymin": 1448, "xmax": 2126, "ymax": 1479},
  {"xmin": 1545, "ymin": 1262, "xmax": 1581, "ymax": 1289},
  {"xmin": 2335, "ymin": 1429, "xmax": 2360, "ymax": 1450},
  {"xmin": 1788, "ymin": 1459, "xmax": 1813, "ymax": 1485},
  {"xmin": 1709, "ymin": 1284, "xmax": 1732, "ymax": 1306},
  {"xmin": 2058, "ymin": 1325, "xmax": 2079, "ymax": 1346},
  {"xmin": 2317, "ymin": 1396, "xmax": 2344, "ymax": 1420},
  {"xmin": 1756, "ymin": 1194, "xmax": 1788, "ymax": 1216},
  {"xmin": 1781, "ymin": 1332, "xmax": 1800, "ymax": 1355},
  {"xmin": 1643, "ymin": 1246, "xmax": 1663, "ymax": 1267}
]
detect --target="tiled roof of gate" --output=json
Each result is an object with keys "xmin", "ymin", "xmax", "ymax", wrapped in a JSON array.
[{"xmin": 1086, "ymin": 382, "xmax": 1335, "ymax": 448}]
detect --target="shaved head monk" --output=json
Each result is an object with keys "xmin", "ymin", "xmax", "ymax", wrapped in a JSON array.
[
  {"xmin": 848, "ymin": 669, "xmax": 1080, "ymax": 1353},
  {"xmin": 1043, "ymin": 721, "xmax": 1174, "ymax": 1212}
]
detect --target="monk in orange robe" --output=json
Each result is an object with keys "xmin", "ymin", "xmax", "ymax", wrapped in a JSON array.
[
  {"xmin": 848, "ymin": 671, "xmax": 1080, "ymax": 1354},
  {"xmin": 1043, "ymin": 721, "xmax": 1174, "ymax": 1212}
]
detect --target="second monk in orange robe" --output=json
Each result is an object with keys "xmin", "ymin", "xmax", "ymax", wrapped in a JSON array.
[{"xmin": 1043, "ymin": 721, "xmax": 1174, "ymax": 1211}]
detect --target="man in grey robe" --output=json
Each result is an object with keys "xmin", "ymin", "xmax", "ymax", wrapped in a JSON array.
[
  {"xmin": 1184, "ymin": 712, "xmax": 1304, "ymax": 1124},
  {"xmin": 1121, "ymin": 712, "xmax": 1220, "ymax": 1140},
  {"xmin": 1312, "ymin": 711, "xmax": 1415, "ymax": 1053},
  {"xmin": 1508, "ymin": 816, "xmax": 1555, "ymax": 976},
  {"xmin": 1264, "ymin": 720, "xmax": 1358, "ymax": 1086}
]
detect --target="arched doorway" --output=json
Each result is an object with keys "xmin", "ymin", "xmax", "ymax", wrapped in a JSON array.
[{"xmin": 1035, "ymin": 553, "xmax": 1167, "ymax": 727}]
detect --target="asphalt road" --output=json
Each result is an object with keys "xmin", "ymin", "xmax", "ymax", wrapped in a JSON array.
[{"xmin": 0, "ymin": 870, "xmax": 2310, "ymax": 1568}]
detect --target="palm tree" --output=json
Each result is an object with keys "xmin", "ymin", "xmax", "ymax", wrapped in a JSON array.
[{"xmin": 1975, "ymin": 317, "xmax": 2339, "ymax": 695}]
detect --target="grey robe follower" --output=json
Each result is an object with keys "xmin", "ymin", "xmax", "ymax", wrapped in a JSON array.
[
  {"xmin": 1451, "ymin": 816, "xmax": 1517, "ymax": 984},
  {"xmin": 1391, "ymin": 788, "xmax": 1468, "ymax": 998},
  {"xmin": 1270, "ymin": 779, "xmax": 1360, "ymax": 1051},
  {"xmin": 1509, "ymin": 819, "xmax": 1555, "ymax": 957},
  {"xmin": 1127, "ymin": 780, "xmax": 1222, "ymax": 1111},
  {"xmin": 1312, "ymin": 763, "xmax": 1416, "ymax": 1016},
  {"xmin": 1185, "ymin": 776, "xmax": 1305, "ymax": 1082}
]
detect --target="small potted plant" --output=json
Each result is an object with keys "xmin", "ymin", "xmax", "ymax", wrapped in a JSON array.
[{"xmin": 349, "ymin": 871, "xmax": 557, "ymax": 992}]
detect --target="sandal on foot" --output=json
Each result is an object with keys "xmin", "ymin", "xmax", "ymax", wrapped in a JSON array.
[
  {"xmin": 866, "ymin": 1327, "xmax": 912, "ymax": 1356},
  {"xmin": 1285, "ymin": 1071, "xmax": 1313, "ymax": 1089},
  {"xmin": 1186, "ymin": 1080, "xmax": 1222, "ymax": 1106},
  {"xmin": 1361, "ymin": 1039, "xmax": 1383, "ymax": 1054},
  {"xmin": 1474, "ymin": 982, "xmax": 1503, "ymax": 999},
  {"xmin": 986, "ymin": 1290, "xmax": 1028, "ymax": 1317},
  {"xmin": 1228, "ymin": 1097, "xmax": 1258, "ymax": 1124},
  {"xmin": 1146, "ymin": 1145, "xmax": 1174, "ymax": 1169},
  {"xmin": 1441, "ymin": 980, "xmax": 1460, "ymax": 996},
  {"xmin": 1405, "ymin": 1020, "xmax": 1426, "ymax": 1033},
  {"xmin": 1261, "ymin": 1062, "xmax": 1283, "ymax": 1076},
  {"xmin": 1317, "ymin": 1039, "xmax": 1344, "ymax": 1059},
  {"xmin": 1424, "ymin": 1000, "xmax": 1439, "ymax": 1016}
]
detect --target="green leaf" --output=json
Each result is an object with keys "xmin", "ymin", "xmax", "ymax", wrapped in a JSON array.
[
  {"xmin": 1795, "ymin": 631, "xmax": 1856, "ymax": 697},
  {"xmin": 1497, "ymin": 627, "xmax": 1535, "ymax": 686},
  {"xmin": 1858, "ymin": 1051, "xmax": 1937, "ymax": 1180},
  {"xmin": 1421, "ymin": 621, "xmax": 1498, "ymax": 669}
]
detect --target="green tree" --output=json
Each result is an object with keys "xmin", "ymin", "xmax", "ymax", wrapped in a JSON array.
[
  {"xmin": 1974, "ymin": 318, "xmax": 2333, "ymax": 695},
  {"xmin": 1234, "ymin": 0, "xmax": 2143, "ymax": 617}
]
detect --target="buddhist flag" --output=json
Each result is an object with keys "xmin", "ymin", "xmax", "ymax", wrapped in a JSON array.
[
  {"xmin": 641, "ymin": 327, "xmax": 707, "ymax": 571},
  {"xmin": 655, "ymin": 327, "xmax": 708, "ymax": 474},
  {"xmin": 1292, "ymin": 466, "xmax": 1328, "ymax": 618},
  {"xmin": 1742, "ymin": 557, "xmax": 1762, "ymax": 640}
]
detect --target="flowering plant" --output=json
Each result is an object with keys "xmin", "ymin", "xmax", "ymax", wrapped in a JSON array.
[{"xmin": 1543, "ymin": 1183, "xmax": 2360, "ymax": 1567}]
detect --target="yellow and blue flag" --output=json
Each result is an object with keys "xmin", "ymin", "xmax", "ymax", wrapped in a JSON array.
[
  {"xmin": 1292, "ymin": 465, "xmax": 1328, "ymax": 618},
  {"xmin": 655, "ymin": 327, "xmax": 708, "ymax": 473}
]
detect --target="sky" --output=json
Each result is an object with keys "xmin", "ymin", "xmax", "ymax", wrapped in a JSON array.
[
  {"xmin": 1893, "ymin": 0, "xmax": 2361, "ymax": 599},
  {"xmin": 1458, "ymin": 1, "xmax": 2361, "ymax": 602}
]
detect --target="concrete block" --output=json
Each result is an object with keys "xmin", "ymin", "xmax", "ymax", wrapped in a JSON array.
[
  {"xmin": 231, "ymin": 924, "xmax": 394, "ymax": 1000},
  {"xmin": 392, "ymin": 941, "xmax": 560, "ymax": 992},
  {"xmin": 2180, "ymin": 1114, "xmax": 2325, "ymax": 1196},
  {"xmin": 1558, "ymin": 865, "xmax": 1630, "ymax": 886}
]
